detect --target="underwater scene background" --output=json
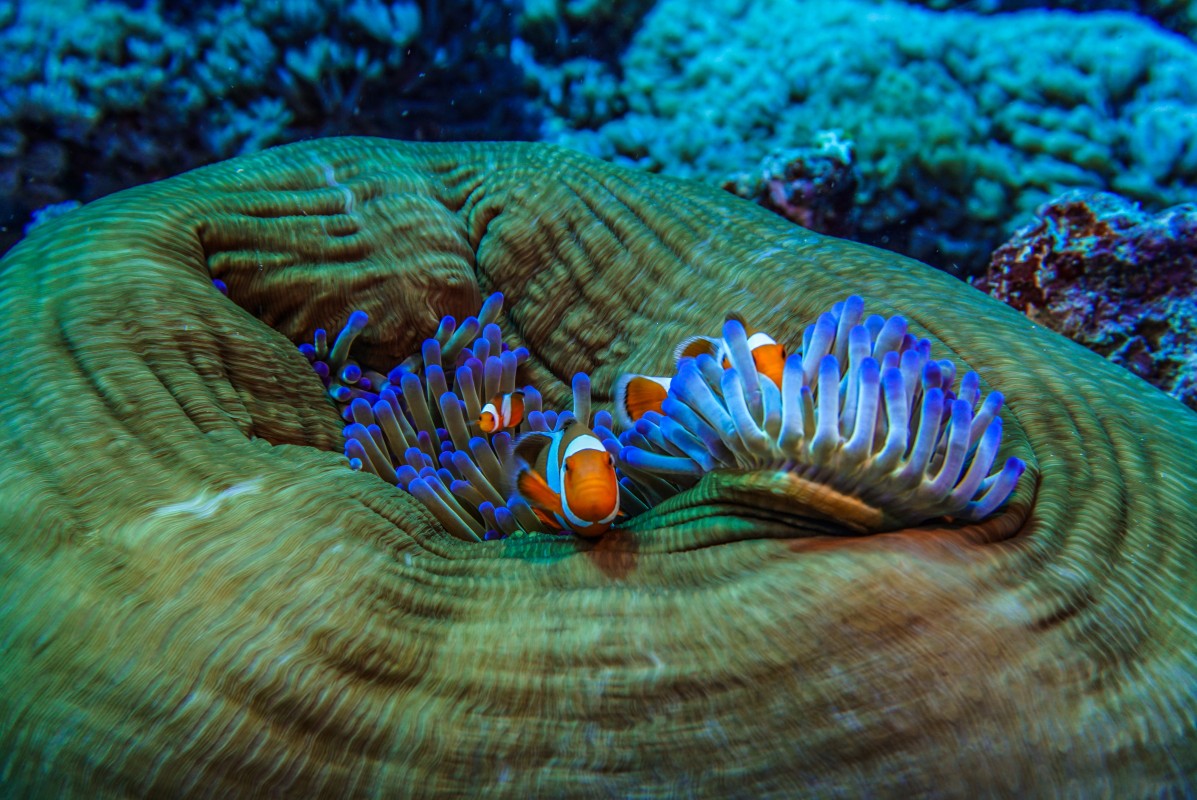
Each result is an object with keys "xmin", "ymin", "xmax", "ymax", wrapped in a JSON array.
[
  {"xmin": 0, "ymin": 0, "xmax": 1195, "ymax": 797},
  {"xmin": 3, "ymin": 0, "xmax": 1197, "ymax": 405}
]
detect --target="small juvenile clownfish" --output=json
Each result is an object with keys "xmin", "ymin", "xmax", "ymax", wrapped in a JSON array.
[
  {"xmin": 674, "ymin": 315, "xmax": 787, "ymax": 389},
  {"xmin": 614, "ymin": 374, "xmax": 671, "ymax": 430},
  {"xmin": 513, "ymin": 422, "xmax": 620, "ymax": 538},
  {"xmin": 479, "ymin": 391, "xmax": 525, "ymax": 434}
]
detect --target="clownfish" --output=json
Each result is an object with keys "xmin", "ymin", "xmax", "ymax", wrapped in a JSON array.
[
  {"xmin": 614, "ymin": 316, "xmax": 788, "ymax": 428},
  {"xmin": 675, "ymin": 316, "xmax": 787, "ymax": 390},
  {"xmin": 479, "ymin": 391, "xmax": 525, "ymax": 434},
  {"xmin": 614, "ymin": 374, "xmax": 671, "ymax": 430},
  {"xmin": 513, "ymin": 422, "xmax": 620, "ymax": 538}
]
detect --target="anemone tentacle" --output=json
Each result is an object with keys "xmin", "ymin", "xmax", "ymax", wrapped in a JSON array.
[
  {"xmin": 610, "ymin": 296, "xmax": 1026, "ymax": 529},
  {"xmin": 302, "ymin": 292, "xmax": 610, "ymax": 540}
]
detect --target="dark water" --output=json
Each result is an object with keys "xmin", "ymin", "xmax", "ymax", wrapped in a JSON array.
[{"xmin": 2, "ymin": 0, "xmax": 1194, "ymax": 278}]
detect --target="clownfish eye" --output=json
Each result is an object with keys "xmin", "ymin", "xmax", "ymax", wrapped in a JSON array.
[{"xmin": 607, "ymin": 454, "xmax": 614, "ymax": 467}]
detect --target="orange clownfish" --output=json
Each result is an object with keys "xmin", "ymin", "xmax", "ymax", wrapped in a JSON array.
[
  {"xmin": 675, "ymin": 317, "xmax": 787, "ymax": 389},
  {"xmin": 614, "ymin": 374, "xmax": 671, "ymax": 430},
  {"xmin": 479, "ymin": 391, "xmax": 525, "ymax": 434},
  {"xmin": 513, "ymin": 422, "xmax": 620, "ymax": 538},
  {"xmin": 736, "ymin": 330, "xmax": 787, "ymax": 389}
]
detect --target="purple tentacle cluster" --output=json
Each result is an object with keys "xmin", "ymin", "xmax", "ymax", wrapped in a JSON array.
[
  {"xmin": 299, "ymin": 293, "xmax": 611, "ymax": 542},
  {"xmin": 608, "ymin": 296, "xmax": 1026, "ymax": 528}
]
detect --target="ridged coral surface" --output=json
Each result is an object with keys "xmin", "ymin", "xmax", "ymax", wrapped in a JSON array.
[{"xmin": 0, "ymin": 138, "xmax": 1193, "ymax": 797}]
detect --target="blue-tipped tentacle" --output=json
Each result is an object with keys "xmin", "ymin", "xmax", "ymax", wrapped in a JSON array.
[
  {"xmin": 468, "ymin": 436, "xmax": 507, "ymax": 493},
  {"xmin": 328, "ymin": 310, "xmax": 368, "ymax": 373},
  {"xmin": 842, "ymin": 356, "xmax": 881, "ymax": 465},
  {"xmin": 439, "ymin": 392, "xmax": 473, "ymax": 453},
  {"xmin": 572, "ymin": 373, "xmax": 592, "ymax": 427},
  {"xmin": 442, "ymin": 316, "xmax": 481, "ymax": 364},
  {"xmin": 507, "ymin": 497, "xmax": 544, "ymax": 533},
  {"xmin": 344, "ymin": 437, "xmax": 371, "ymax": 474},
  {"xmin": 452, "ymin": 449, "xmax": 505, "ymax": 507},
  {"xmin": 400, "ymin": 372, "xmax": 439, "ymax": 450},
  {"xmin": 612, "ymin": 296, "xmax": 1025, "ymax": 529},
  {"xmin": 408, "ymin": 478, "xmax": 482, "ymax": 542},
  {"xmin": 964, "ymin": 457, "xmax": 1026, "ymax": 519},
  {"xmin": 722, "ymin": 318, "xmax": 762, "ymax": 422},
  {"xmin": 659, "ymin": 417, "xmax": 721, "ymax": 471},
  {"xmin": 661, "ymin": 396, "xmax": 736, "ymax": 466},
  {"xmin": 809, "ymin": 354, "xmax": 841, "ymax": 463},
  {"xmin": 831, "ymin": 295, "xmax": 865, "ymax": 365},
  {"xmin": 721, "ymin": 368, "xmax": 772, "ymax": 463},
  {"xmin": 493, "ymin": 506, "xmax": 521, "ymax": 537},
  {"xmin": 950, "ymin": 417, "xmax": 1003, "ymax": 507},
  {"xmin": 620, "ymin": 446, "xmax": 705, "ymax": 477},
  {"xmin": 425, "ymin": 364, "xmax": 450, "ymax": 410},
  {"xmin": 500, "ymin": 350, "xmax": 519, "ymax": 394},
  {"xmin": 483, "ymin": 323, "xmax": 503, "ymax": 361},
  {"xmin": 482, "ymin": 354, "xmax": 502, "ymax": 402},
  {"xmin": 478, "ymin": 292, "xmax": 504, "ymax": 328},
  {"xmin": 801, "ymin": 312, "xmax": 837, "ymax": 385},
  {"xmin": 451, "ymin": 479, "xmax": 487, "ymax": 510}
]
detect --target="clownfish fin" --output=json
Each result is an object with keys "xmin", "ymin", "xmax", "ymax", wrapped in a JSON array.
[
  {"xmin": 532, "ymin": 506, "xmax": 564, "ymax": 531},
  {"xmin": 517, "ymin": 467, "xmax": 564, "ymax": 518},
  {"xmin": 674, "ymin": 335, "xmax": 720, "ymax": 365},
  {"xmin": 614, "ymin": 374, "xmax": 670, "ymax": 428}
]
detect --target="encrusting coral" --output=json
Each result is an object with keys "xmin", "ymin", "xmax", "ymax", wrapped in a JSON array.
[{"xmin": 0, "ymin": 138, "xmax": 1193, "ymax": 797}]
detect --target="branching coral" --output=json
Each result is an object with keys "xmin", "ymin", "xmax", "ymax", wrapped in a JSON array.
[
  {"xmin": 543, "ymin": 0, "xmax": 1197, "ymax": 275},
  {"xmin": 0, "ymin": 0, "xmax": 530, "ymax": 257}
]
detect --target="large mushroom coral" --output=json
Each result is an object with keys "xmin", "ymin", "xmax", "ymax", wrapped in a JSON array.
[{"xmin": 0, "ymin": 138, "xmax": 1193, "ymax": 797}]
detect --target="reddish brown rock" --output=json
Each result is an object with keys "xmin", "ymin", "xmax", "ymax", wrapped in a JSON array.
[{"xmin": 983, "ymin": 190, "xmax": 1197, "ymax": 410}]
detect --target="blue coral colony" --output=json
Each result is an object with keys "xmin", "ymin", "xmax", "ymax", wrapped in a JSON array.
[{"xmin": 298, "ymin": 293, "xmax": 1025, "ymax": 541}]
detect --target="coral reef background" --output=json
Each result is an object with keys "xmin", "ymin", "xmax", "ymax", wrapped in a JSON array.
[{"xmin": 1, "ymin": 0, "xmax": 1195, "ymax": 406}]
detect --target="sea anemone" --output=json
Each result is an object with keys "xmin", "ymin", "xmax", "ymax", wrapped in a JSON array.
[
  {"xmin": 304, "ymin": 290, "xmax": 1023, "ymax": 540},
  {"xmin": 610, "ymin": 296, "xmax": 1026, "ymax": 532},
  {"xmin": 297, "ymin": 292, "xmax": 622, "ymax": 541}
]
